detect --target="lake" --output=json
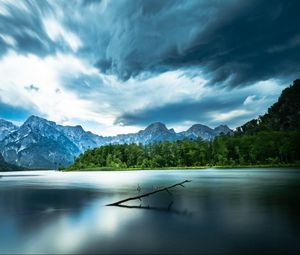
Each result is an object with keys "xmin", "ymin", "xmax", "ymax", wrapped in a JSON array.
[{"xmin": 0, "ymin": 168, "xmax": 300, "ymax": 254}]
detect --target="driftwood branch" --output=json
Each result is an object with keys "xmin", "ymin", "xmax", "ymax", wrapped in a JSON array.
[{"xmin": 106, "ymin": 180, "xmax": 191, "ymax": 206}]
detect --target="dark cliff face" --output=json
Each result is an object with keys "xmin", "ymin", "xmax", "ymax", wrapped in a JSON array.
[{"xmin": 237, "ymin": 79, "xmax": 300, "ymax": 134}]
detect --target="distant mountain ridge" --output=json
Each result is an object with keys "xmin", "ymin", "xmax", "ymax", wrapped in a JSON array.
[
  {"xmin": 1, "ymin": 79, "xmax": 298, "ymax": 170},
  {"xmin": 0, "ymin": 117, "xmax": 232, "ymax": 169},
  {"xmin": 180, "ymin": 124, "xmax": 232, "ymax": 140}
]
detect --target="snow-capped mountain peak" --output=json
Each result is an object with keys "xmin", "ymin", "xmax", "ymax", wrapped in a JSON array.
[{"xmin": 0, "ymin": 116, "xmax": 232, "ymax": 169}]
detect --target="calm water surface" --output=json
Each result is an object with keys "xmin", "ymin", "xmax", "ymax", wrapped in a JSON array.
[{"xmin": 0, "ymin": 168, "xmax": 300, "ymax": 254}]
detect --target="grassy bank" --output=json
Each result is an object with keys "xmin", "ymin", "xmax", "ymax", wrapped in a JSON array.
[{"xmin": 62, "ymin": 164, "xmax": 300, "ymax": 172}]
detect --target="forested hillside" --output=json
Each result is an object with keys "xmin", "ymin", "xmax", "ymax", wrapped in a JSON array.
[
  {"xmin": 68, "ymin": 131, "xmax": 300, "ymax": 169},
  {"xmin": 68, "ymin": 80, "xmax": 300, "ymax": 170},
  {"xmin": 236, "ymin": 80, "xmax": 300, "ymax": 134}
]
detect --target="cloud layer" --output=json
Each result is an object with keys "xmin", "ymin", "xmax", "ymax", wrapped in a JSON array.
[
  {"xmin": 0, "ymin": 0, "xmax": 298, "ymax": 135},
  {"xmin": 79, "ymin": 0, "xmax": 300, "ymax": 85}
]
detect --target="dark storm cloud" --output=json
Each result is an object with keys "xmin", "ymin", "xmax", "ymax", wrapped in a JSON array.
[
  {"xmin": 62, "ymin": 73, "xmax": 103, "ymax": 99},
  {"xmin": 0, "ymin": 0, "xmax": 298, "ymax": 131},
  {"xmin": 0, "ymin": 1, "xmax": 55, "ymax": 56},
  {"xmin": 88, "ymin": 0, "xmax": 300, "ymax": 86},
  {"xmin": 115, "ymin": 95, "xmax": 245, "ymax": 127},
  {"xmin": 0, "ymin": 0, "xmax": 85, "ymax": 57},
  {"xmin": 1, "ymin": 0, "xmax": 299, "ymax": 86},
  {"xmin": 92, "ymin": 0, "xmax": 233, "ymax": 80},
  {"xmin": 114, "ymin": 79, "xmax": 284, "ymax": 128}
]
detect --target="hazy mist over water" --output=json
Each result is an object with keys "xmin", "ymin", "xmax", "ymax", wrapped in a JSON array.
[{"xmin": 0, "ymin": 169, "xmax": 300, "ymax": 254}]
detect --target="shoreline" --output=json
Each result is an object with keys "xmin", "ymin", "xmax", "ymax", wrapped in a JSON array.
[
  {"xmin": 62, "ymin": 164, "xmax": 300, "ymax": 172},
  {"xmin": 2, "ymin": 164, "xmax": 299, "ymax": 173}
]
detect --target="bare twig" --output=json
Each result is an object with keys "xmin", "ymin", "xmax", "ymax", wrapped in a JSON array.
[{"xmin": 106, "ymin": 180, "xmax": 191, "ymax": 206}]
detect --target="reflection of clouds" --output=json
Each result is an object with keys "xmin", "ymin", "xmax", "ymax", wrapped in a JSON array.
[
  {"xmin": 59, "ymin": 171, "xmax": 144, "ymax": 188},
  {"xmin": 99, "ymin": 209, "xmax": 118, "ymax": 234},
  {"xmin": 24, "ymin": 212, "xmax": 89, "ymax": 253},
  {"xmin": 1, "ymin": 170, "xmax": 143, "ymax": 190},
  {"xmin": 2, "ymin": 169, "xmax": 300, "ymax": 253},
  {"xmin": 0, "ymin": 171, "xmax": 144, "ymax": 253},
  {"xmin": 23, "ymin": 201, "xmax": 141, "ymax": 253}
]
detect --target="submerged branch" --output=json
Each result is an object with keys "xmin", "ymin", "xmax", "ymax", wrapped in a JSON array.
[{"xmin": 106, "ymin": 180, "xmax": 191, "ymax": 206}]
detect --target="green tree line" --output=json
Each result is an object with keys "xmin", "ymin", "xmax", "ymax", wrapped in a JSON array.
[{"xmin": 68, "ymin": 131, "xmax": 300, "ymax": 170}]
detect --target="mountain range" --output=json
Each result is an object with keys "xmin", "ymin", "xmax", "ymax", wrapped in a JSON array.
[
  {"xmin": 2, "ymin": 78, "xmax": 300, "ymax": 170},
  {"xmin": 0, "ymin": 116, "xmax": 232, "ymax": 169}
]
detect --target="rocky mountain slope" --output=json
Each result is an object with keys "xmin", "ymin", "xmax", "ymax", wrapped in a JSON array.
[
  {"xmin": 0, "ymin": 153, "xmax": 24, "ymax": 171},
  {"xmin": 0, "ymin": 116, "xmax": 231, "ymax": 169},
  {"xmin": 0, "ymin": 119, "xmax": 18, "ymax": 141},
  {"xmin": 0, "ymin": 116, "xmax": 80, "ymax": 169},
  {"xmin": 180, "ymin": 124, "xmax": 233, "ymax": 140}
]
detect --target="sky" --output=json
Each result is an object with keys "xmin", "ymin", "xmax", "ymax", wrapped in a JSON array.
[{"xmin": 0, "ymin": 0, "xmax": 299, "ymax": 136}]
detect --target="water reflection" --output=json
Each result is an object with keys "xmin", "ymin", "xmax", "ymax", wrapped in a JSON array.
[
  {"xmin": 0, "ymin": 169, "xmax": 300, "ymax": 253},
  {"xmin": 112, "ymin": 202, "xmax": 193, "ymax": 216}
]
